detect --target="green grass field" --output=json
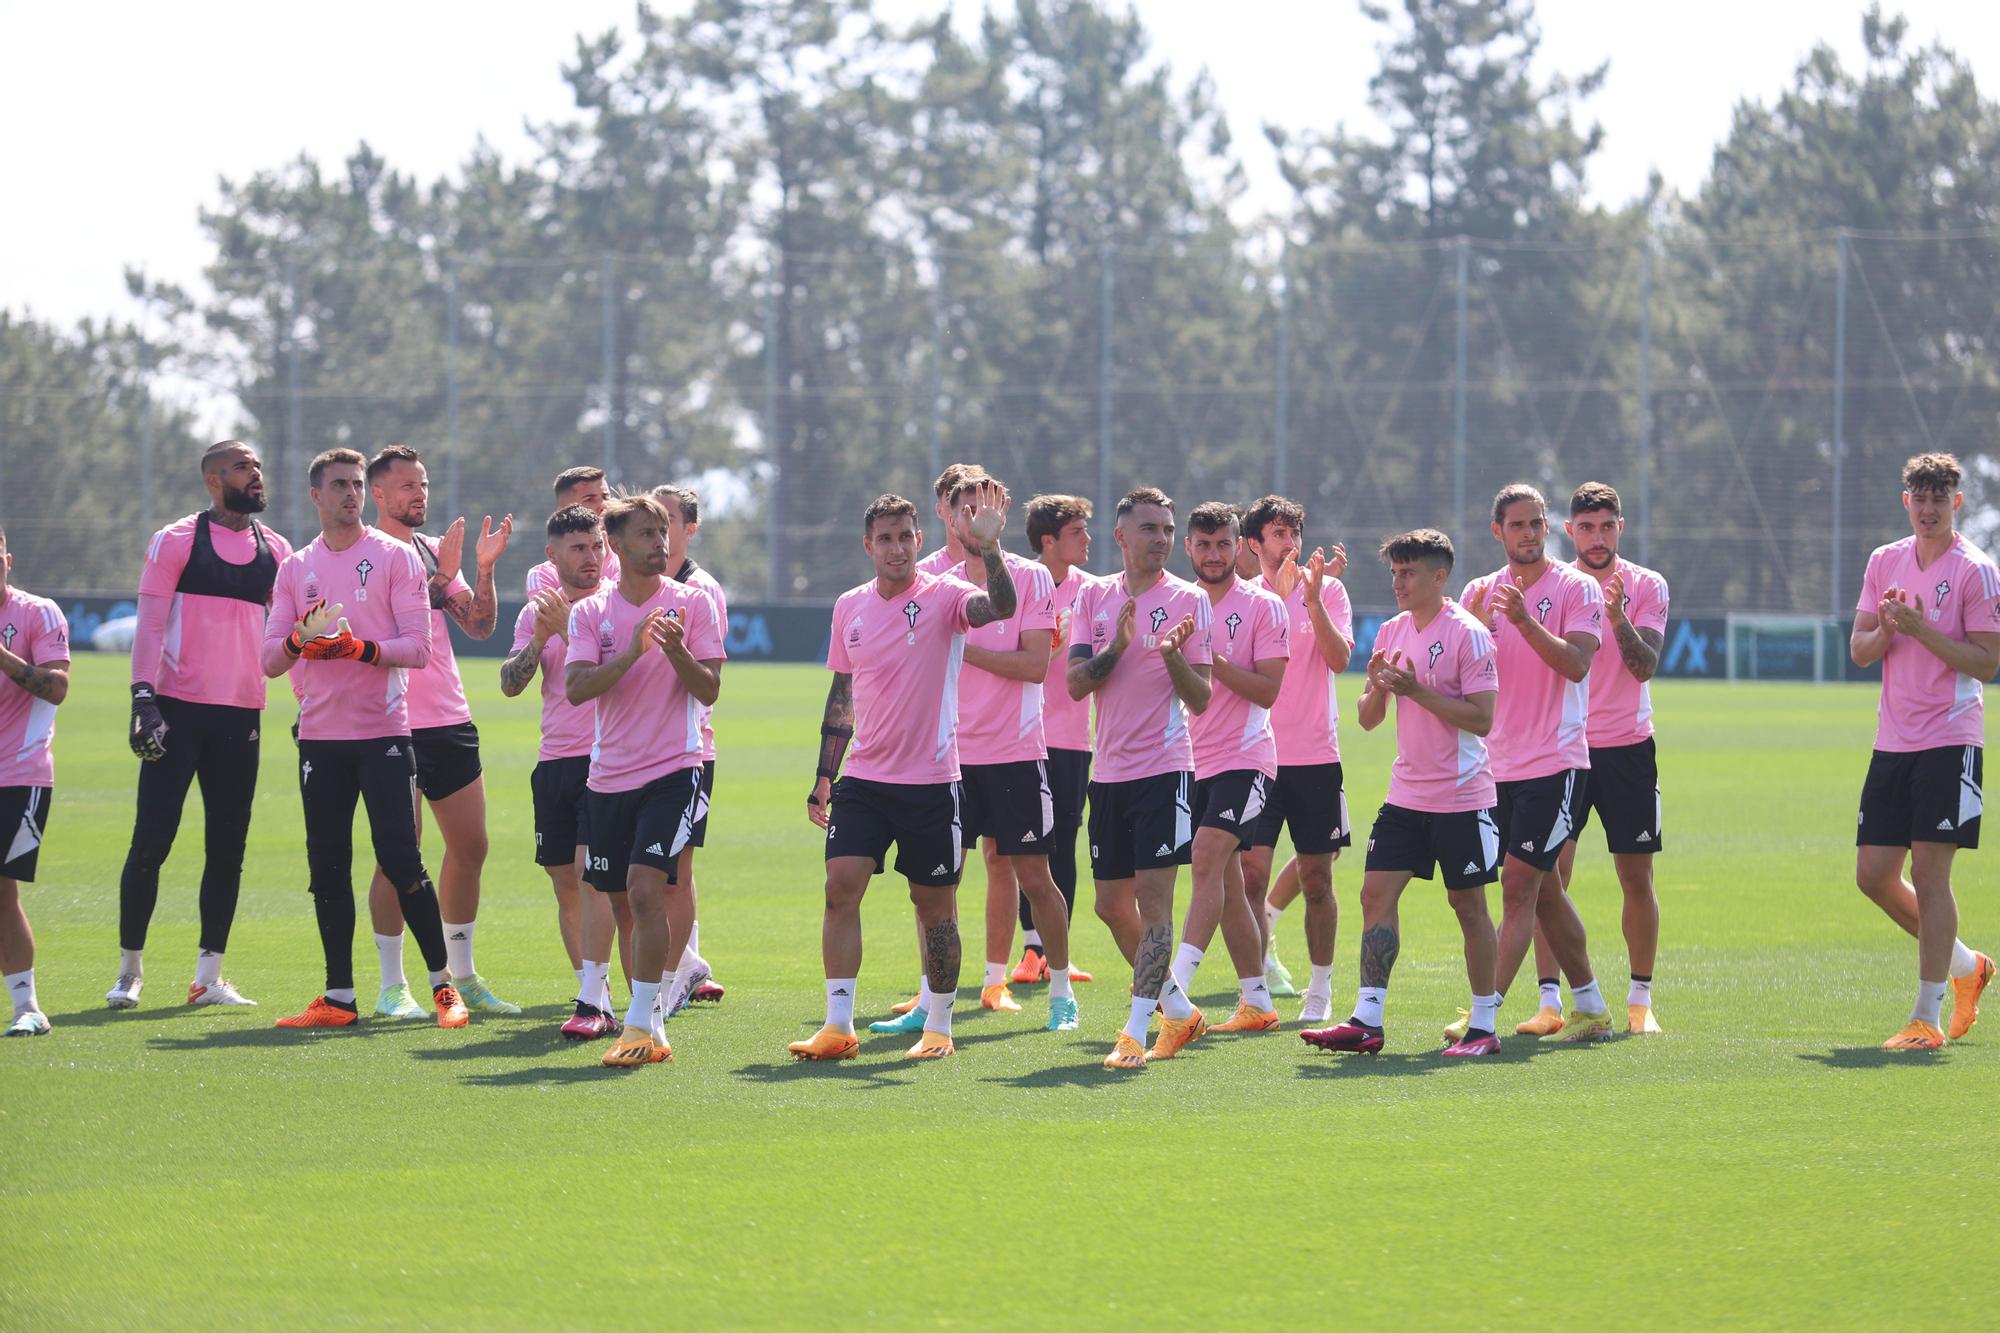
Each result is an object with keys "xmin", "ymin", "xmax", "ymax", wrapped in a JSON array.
[{"xmin": 4, "ymin": 655, "xmax": 1996, "ymax": 1328}]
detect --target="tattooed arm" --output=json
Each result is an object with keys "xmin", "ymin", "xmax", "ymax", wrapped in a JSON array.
[
  {"xmin": 964, "ymin": 543, "xmax": 1018, "ymax": 627},
  {"xmin": 441, "ymin": 560, "xmax": 500, "ymax": 639},
  {"xmin": 1614, "ymin": 622, "xmax": 1663, "ymax": 683},
  {"xmin": 499, "ymin": 639, "xmax": 541, "ymax": 697},
  {"xmin": 0, "ymin": 647, "xmax": 68, "ymax": 704},
  {"xmin": 807, "ymin": 672, "xmax": 855, "ymax": 827}
]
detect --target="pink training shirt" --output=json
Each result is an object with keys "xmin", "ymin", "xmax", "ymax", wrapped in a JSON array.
[
  {"xmin": 1190, "ymin": 578, "xmax": 1288, "ymax": 780},
  {"xmin": 828, "ymin": 571, "xmax": 981, "ymax": 786},
  {"xmin": 1042, "ymin": 566, "xmax": 1097, "ymax": 753},
  {"xmin": 1859, "ymin": 533, "xmax": 2000, "ymax": 753},
  {"xmin": 132, "ymin": 515, "xmax": 294, "ymax": 710},
  {"xmin": 403, "ymin": 533, "xmax": 473, "ymax": 731},
  {"xmin": 0, "ymin": 589, "xmax": 69, "ymax": 788},
  {"xmin": 1577, "ymin": 557, "xmax": 1670, "ymax": 749},
  {"xmin": 955, "ymin": 552, "xmax": 1058, "ymax": 766},
  {"xmin": 1373, "ymin": 602, "xmax": 1500, "ymax": 812},
  {"xmin": 565, "ymin": 578, "xmax": 723, "ymax": 794},
  {"xmin": 1252, "ymin": 571, "xmax": 1355, "ymax": 766},
  {"xmin": 681, "ymin": 562, "xmax": 729, "ymax": 762},
  {"xmin": 528, "ymin": 551, "xmax": 619, "ymax": 597},
  {"xmin": 917, "ymin": 545, "xmax": 964, "ymax": 578},
  {"xmin": 1461, "ymin": 561, "xmax": 1603, "ymax": 781},
  {"xmin": 511, "ymin": 600, "xmax": 596, "ymax": 761},
  {"xmin": 263, "ymin": 528, "xmax": 432, "ymax": 741},
  {"xmin": 1076, "ymin": 572, "xmax": 1213, "ymax": 785}
]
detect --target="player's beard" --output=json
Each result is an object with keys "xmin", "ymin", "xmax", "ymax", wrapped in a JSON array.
[
  {"xmin": 1194, "ymin": 561, "xmax": 1232, "ymax": 586},
  {"xmin": 389, "ymin": 500, "xmax": 427, "ymax": 531},
  {"xmin": 1578, "ymin": 548, "xmax": 1615, "ymax": 570},
  {"xmin": 1508, "ymin": 540, "xmax": 1545, "ymax": 567},
  {"xmin": 220, "ymin": 481, "xmax": 267, "ymax": 514}
]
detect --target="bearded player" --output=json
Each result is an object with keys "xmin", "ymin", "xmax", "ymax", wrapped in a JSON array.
[
  {"xmin": 111, "ymin": 440, "xmax": 292, "ymax": 1011},
  {"xmin": 1851, "ymin": 452, "xmax": 1997, "ymax": 1050},
  {"xmin": 0, "ymin": 527, "xmax": 70, "ymax": 1037}
]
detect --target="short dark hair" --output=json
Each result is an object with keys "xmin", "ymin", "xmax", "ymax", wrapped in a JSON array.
[
  {"xmin": 1115, "ymin": 487, "xmax": 1174, "ymax": 520},
  {"xmin": 1903, "ymin": 452, "xmax": 1962, "ymax": 495},
  {"xmin": 201, "ymin": 439, "xmax": 252, "ymax": 474},
  {"xmin": 602, "ymin": 492, "xmax": 668, "ymax": 542},
  {"xmin": 547, "ymin": 504, "xmax": 601, "ymax": 540},
  {"xmin": 554, "ymin": 466, "xmax": 606, "ymax": 500},
  {"xmin": 1025, "ymin": 495, "xmax": 1091, "ymax": 554},
  {"xmin": 863, "ymin": 494, "xmax": 919, "ymax": 535},
  {"xmin": 1188, "ymin": 501, "xmax": 1239, "ymax": 535},
  {"xmin": 1569, "ymin": 482, "xmax": 1622, "ymax": 518},
  {"xmin": 308, "ymin": 448, "xmax": 366, "ymax": 488},
  {"xmin": 1492, "ymin": 483, "xmax": 1546, "ymax": 524},
  {"xmin": 1379, "ymin": 528, "xmax": 1455, "ymax": 572},
  {"xmin": 366, "ymin": 444, "xmax": 424, "ymax": 486},
  {"xmin": 1241, "ymin": 495, "xmax": 1305, "ymax": 543},
  {"xmin": 947, "ymin": 472, "xmax": 1005, "ymax": 511},
  {"xmin": 649, "ymin": 484, "xmax": 700, "ymax": 525},
  {"xmin": 933, "ymin": 463, "xmax": 987, "ymax": 501}
]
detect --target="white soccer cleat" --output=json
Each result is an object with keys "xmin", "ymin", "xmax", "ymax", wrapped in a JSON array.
[
  {"xmin": 188, "ymin": 978, "xmax": 257, "ymax": 1007},
  {"xmin": 5, "ymin": 1011, "xmax": 51, "ymax": 1037},
  {"xmin": 106, "ymin": 974, "xmax": 144, "ymax": 1009},
  {"xmin": 1297, "ymin": 994, "xmax": 1334, "ymax": 1025}
]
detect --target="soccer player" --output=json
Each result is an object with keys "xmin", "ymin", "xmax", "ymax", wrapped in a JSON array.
[
  {"xmin": 527, "ymin": 467, "xmax": 617, "ymax": 594},
  {"xmin": 1007, "ymin": 494, "xmax": 1098, "ymax": 987},
  {"xmin": 917, "ymin": 463, "xmax": 989, "ymax": 576},
  {"xmin": 790, "ymin": 487, "xmax": 1017, "ymax": 1061},
  {"xmin": 0, "ymin": 528, "xmax": 69, "ymax": 1037},
  {"xmin": 1240, "ymin": 495, "xmax": 1354, "ymax": 1021},
  {"xmin": 262, "ymin": 448, "xmax": 461, "ymax": 1029},
  {"xmin": 500, "ymin": 504, "xmax": 629, "ymax": 1038},
  {"xmin": 1180, "ymin": 503, "xmax": 1290, "ymax": 1034},
  {"xmin": 110, "ymin": 440, "xmax": 292, "ymax": 1011},
  {"xmin": 1301, "ymin": 530, "xmax": 1503, "ymax": 1057},
  {"xmin": 1850, "ymin": 452, "xmax": 1998, "ymax": 1050},
  {"xmin": 1067, "ymin": 487, "xmax": 1213, "ymax": 1070},
  {"xmin": 1551, "ymin": 483, "xmax": 1672, "ymax": 1034},
  {"xmin": 1452, "ymin": 483, "xmax": 1614, "ymax": 1043},
  {"xmin": 564, "ymin": 493, "xmax": 725, "ymax": 1067},
  {"xmin": 362, "ymin": 445, "xmax": 516, "ymax": 1019}
]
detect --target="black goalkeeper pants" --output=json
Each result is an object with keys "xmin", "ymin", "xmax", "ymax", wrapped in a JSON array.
[{"xmin": 118, "ymin": 697, "xmax": 261, "ymax": 954}]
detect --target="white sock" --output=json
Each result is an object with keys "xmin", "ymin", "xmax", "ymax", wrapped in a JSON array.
[
  {"xmin": 1264, "ymin": 900, "xmax": 1283, "ymax": 932},
  {"xmin": 1048, "ymin": 966, "xmax": 1073, "ymax": 1000},
  {"xmin": 664, "ymin": 964, "xmax": 695, "ymax": 1013},
  {"xmin": 1123, "ymin": 994, "xmax": 1158, "ymax": 1042},
  {"xmin": 654, "ymin": 967, "xmax": 678, "ymax": 1023},
  {"xmin": 326, "ymin": 987, "xmax": 357, "ymax": 1005},
  {"xmin": 1159, "ymin": 974, "xmax": 1196, "ymax": 1021},
  {"xmin": 1538, "ymin": 977, "xmax": 1563, "ymax": 1013},
  {"xmin": 1628, "ymin": 975, "xmax": 1653, "ymax": 1008},
  {"xmin": 1170, "ymin": 942, "xmax": 1205, "ymax": 996},
  {"xmin": 626, "ymin": 980, "xmax": 661, "ymax": 1032},
  {"xmin": 679, "ymin": 941, "xmax": 709, "ymax": 975},
  {"xmin": 1571, "ymin": 979, "xmax": 1607, "ymax": 1015},
  {"xmin": 1951, "ymin": 939, "xmax": 1981, "ymax": 977},
  {"xmin": 924, "ymin": 984, "xmax": 956, "ymax": 1035},
  {"xmin": 121, "ymin": 947, "xmax": 144, "ymax": 977},
  {"xmin": 1469, "ymin": 992, "xmax": 1502, "ymax": 1034},
  {"xmin": 1307, "ymin": 963, "xmax": 1334, "ymax": 999},
  {"xmin": 427, "ymin": 969, "xmax": 450, "ymax": 990},
  {"xmin": 193, "ymin": 950, "xmax": 223, "ymax": 987},
  {"xmin": 826, "ymin": 978, "xmax": 857, "ymax": 1031},
  {"xmin": 6, "ymin": 968, "xmax": 37, "ymax": 1017},
  {"xmin": 1240, "ymin": 974, "xmax": 1273, "ymax": 1011},
  {"xmin": 1353, "ymin": 986, "xmax": 1386, "ymax": 1027},
  {"xmin": 1024, "ymin": 929, "xmax": 1043, "ymax": 950},
  {"xmin": 580, "ymin": 960, "xmax": 609, "ymax": 1009},
  {"xmin": 1913, "ymin": 979, "xmax": 1948, "ymax": 1027},
  {"xmin": 685, "ymin": 920, "xmax": 700, "ymax": 959},
  {"xmin": 375, "ymin": 933, "xmax": 406, "ymax": 988},
  {"xmin": 984, "ymin": 961, "xmax": 1007, "ymax": 988},
  {"xmin": 443, "ymin": 920, "xmax": 475, "ymax": 979}
]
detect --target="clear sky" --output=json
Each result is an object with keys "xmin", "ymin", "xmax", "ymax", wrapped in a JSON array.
[{"xmin": 3, "ymin": 0, "xmax": 1995, "ymax": 329}]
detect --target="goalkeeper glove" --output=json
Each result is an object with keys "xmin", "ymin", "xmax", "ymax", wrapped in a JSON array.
[
  {"xmin": 130, "ymin": 683, "xmax": 169, "ymax": 761},
  {"xmin": 298, "ymin": 618, "xmax": 382, "ymax": 664}
]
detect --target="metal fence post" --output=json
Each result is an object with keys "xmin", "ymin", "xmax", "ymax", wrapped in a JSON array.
[
  {"xmin": 929, "ymin": 254, "xmax": 945, "ymax": 484},
  {"xmin": 285, "ymin": 256, "xmax": 304, "ymax": 540},
  {"xmin": 1831, "ymin": 229, "xmax": 1848, "ymax": 616},
  {"xmin": 1638, "ymin": 235, "xmax": 1653, "ymax": 565},
  {"xmin": 601, "ymin": 253, "xmax": 617, "ymax": 484},
  {"xmin": 1453, "ymin": 236, "xmax": 1469, "ymax": 549},
  {"xmin": 763, "ymin": 263, "xmax": 782, "ymax": 601},
  {"xmin": 445, "ymin": 259, "xmax": 460, "ymax": 520},
  {"xmin": 138, "ymin": 272, "xmax": 154, "ymax": 537},
  {"xmin": 1097, "ymin": 240, "xmax": 1115, "ymax": 535},
  {"xmin": 1274, "ymin": 242, "xmax": 1291, "ymax": 495}
]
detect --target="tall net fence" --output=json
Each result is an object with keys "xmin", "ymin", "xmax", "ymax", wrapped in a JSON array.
[{"xmin": 4, "ymin": 229, "xmax": 1997, "ymax": 610}]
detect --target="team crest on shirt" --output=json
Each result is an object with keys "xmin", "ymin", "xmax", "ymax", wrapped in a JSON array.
[
  {"xmin": 0, "ymin": 625, "xmax": 14, "ymax": 649},
  {"xmin": 1535, "ymin": 596, "xmax": 1553, "ymax": 622},
  {"xmin": 1428, "ymin": 640, "xmax": 1444, "ymax": 669},
  {"xmin": 903, "ymin": 600, "xmax": 922, "ymax": 629},
  {"xmin": 1935, "ymin": 579, "xmax": 1951, "ymax": 611},
  {"xmin": 1149, "ymin": 606, "xmax": 1169, "ymax": 633},
  {"xmin": 1224, "ymin": 612, "xmax": 1242, "ymax": 639}
]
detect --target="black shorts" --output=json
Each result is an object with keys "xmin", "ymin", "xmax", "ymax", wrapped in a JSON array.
[
  {"xmin": 584, "ymin": 767, "xmax": 705, "ymax": 892},
  {"xmin": 1087, "ymin": 771, "xmax": 1192, "ymax": 881},
  {"xmin": 1192, "ymin": 770, "xmax": 1269, "ymax": 849},
  {"xmin": 0, "ymin": 786, "xmax": 53, "ymax": 882},
  {"xmin": 1364, "ymin": 802, "xmax": 1501, "ymax": 890},
  {"xmin": 1246, "ymin": 762, "xmax": 1352, "ymax": 855},
  {"xmin": 1858, "ymin": 745, "xmax": 1983, "ymax": 850},
  {"xmin": 1495, "ymin": 769, "xmax": 1589, "ymax": 871},
  {"xmin": 960, "ymin": 760, "xmax": 1055, "ymax": 856},
  {"xmin": 689, "ymin": 759, "xmax": 715, "ymax": 848},
  {"xmin": 1574, "ymin": 739, "xmax": 1663, "ymax": 855},
  {"xmin": 412, "ymin": 721, "xmax": 482, "ymax": 802},
  {"xmin": 824, "ymin": 777, "xmax": 963, "ymax": 888},
  {"xmin": 1046, "ymin": 747, "xmax": 1091, "ymax": 835},
  {"xmin": 530, "ymin": 754, "xmax": 592, "ymax": 867}
]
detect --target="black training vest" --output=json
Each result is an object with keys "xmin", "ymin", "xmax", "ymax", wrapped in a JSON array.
[{"xmin": 175, "ymin": 512, "xmax": 279, "ymax": 604}]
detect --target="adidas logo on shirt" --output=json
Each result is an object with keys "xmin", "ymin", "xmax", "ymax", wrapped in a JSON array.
[{"xmin": 645, "ymin": 842, "xmax": 665, "ymax": 855}]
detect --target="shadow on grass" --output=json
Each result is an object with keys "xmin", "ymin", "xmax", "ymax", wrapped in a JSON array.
[
  {"xmin": 1796, "ymin": 1047, "xmax": 1951, "ymax": 1069},
  {"xmin": 57, "ymin": 1004, "xmax": 213, "ymax": 1030},
  {"xmin": 728, "ymin": 1057, "xmax": 917, "ymax": 1090},
  {"xmin": 406, "ymin": 1020, "xmax": 586, "ymax": 1062},
  {"xmin": 146, "ymin": 1023, "xmax": 400, "ymax": 1052},
  {"xmin": 457, "ymin": 1063, "xmax": 648, "ymax": 1089}
]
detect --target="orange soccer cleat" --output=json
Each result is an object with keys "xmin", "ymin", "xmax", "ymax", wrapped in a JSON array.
[
  {"xmin": 1009, "ymin": 949, "xmax": 1048, "ymax": 985},
  {"xmin": 1102, "ymin": 1033, "xmax": 1148, "ymax": 1070},
  {"xmin": 787, "ymin": 1024, "xmax": 860, "ymax": 1061},
  {"xmin": 1211, "ymin": 1002, "xmax": 1282, "ymax": 1033},
  {"xmin": 274, "ymin": 996, "xmax": 358, "ymax": 1029},
  {"xmin": 602, "ymin": 1027, "xmax": 670, "ymax": 1066},
  {"xmin": 1947, "ymin": 953, "xmax": 1995, "ymax": 1041},
  {"xmin": 981, "ymin": 983, "xmax": 1022, "ymax": 1012},
  {"xmin": 1145, "ymin": 1008, "xmax": 1209, "ymax": 1061},
  {"xmin": 432, "ymin": 983, "xmax": 470, "ymax": 1029},
  {"xmin": 1881, "ymin": 1020, "xmax": 1946, "ymax": 1052},
  {"xmin": 905, "ymin": 1031, "xmax": 955, "ymax": 1060}
]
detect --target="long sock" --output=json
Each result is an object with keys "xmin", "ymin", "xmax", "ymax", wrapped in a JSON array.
[
  {"xmin": 325, "ymin": 987, "xmax": 357, "ymax": 1005},
  {"xmin": 1469, "ymin": 992, "xmax": 1501, "ymax": 1034},
  {"xmin": 1160, "ymin": 974, "xmax": 1196, "ymax": 1021},
  {"xmin": 428, "ymin": 970, "xmax": 450, "ymax": 989},
  {"xmin": 1571, "ymin": 979, "xmax": 1607, "ymax": 1015},
  {"xmin": 194, "ymin": 949, "xmax": 223, "ymax": 988},
  {"xmin": 625, "ymin": 980, "xmax": 661, "ymax": 1032},
  {"xmin": 1048, "ymin": 966, "xmax": 1073, "ymax": 1000},
  {"xmin": 1628, "ymin": 973, "xmax": 1653, "ymax": 1008},
  {"xmin": 399, "ymin": 878, "xmax": 450, "ymax": 974},
  {"xmin": 1263, "ymin": 901, "xmax": 1283, "ymax": 962},
  {"xmin": 924, "ymin": 985, "xmax": 956, "ymax": 1036},
  {"xmin": 121, "ymin": 947, "xmax": 144, "ymax": 978},
  {"xmin": 653, "ymin": 968, "xmax": 676, "ymax": 1041},
  {"xmin": 580, "ymin": 960, "xmax": 609, "ymax": 1009},
  {"xmin": 685, "ymin": 920, "xmax": 701, "ymax": 961},
  {"xmin": 1240, "ymin": 974, "xmax": 1273, "ymax": 1011},
  {"xmin": 1307, "ymin": 963, "xmax": 1334, "ymax": 1001},
  {"xmin": 572, "ymin": 966, "xmax": 585, "ymax": 996},
  {"xmin": 1951, "ymin": 939, "xmax": 1981, "ymax": 977},
  {"xmin": 1170, "ymin": 942, "xmax": 1205, "ymax": 996},
  {"xmin": 5, "ymin": 969, "xmax": 37, "ymax": 1017},
  {"xmin": 1353, "ymin": 986, "xmax": 1386, "ymax": 1027},
  {"xmin": 375, "ymin": 933, "xmax": 406, "ymax": 988},
  {"xmin": 443, "ymin": 920, "xmax": 475, "ymax": 979},
  {"xmin": 1024, "ymin": 929, "xmax": 1043, "ymax": 951},
  {"xmin": 984, "ymin": 961, "xmax": 1007, "ymax": 988},
  {"xmin": 1913, "ymin": 979, "xmax": 1948, "ymax": 1027},
  {"xmin": 1123, "ymin": 994, "xmax": 1158, "ymax": 1042},
  {"xmin": 826, "ymin": 978, "xmax": 857, "ymax": 1030},
  {"xmin": 310, "ymin": 888, "xmax": 356, "ymax": 992},
  {"xmin": 1538, "ymin": 976, "xmax": 1563, "ymax": 1013}
]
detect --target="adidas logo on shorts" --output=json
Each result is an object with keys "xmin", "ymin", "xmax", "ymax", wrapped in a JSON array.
[
  {"xmin": 645, "ymin": 842, "xmax": 664, "ymax": 855},
  {"xmin": 1219, "ymin": 809, "xmax": 1236, "ymax": 821},
  {"xmin": 1938, "ymin": 818, "xmax": 1955, "ymax": 830},
  {"xmin": 932, "ymin": 864, "xmax": 949, "ymax": 876},
  {"xmin": 1156, "ymin": 843, "xmax": 1173, "ymax": 856},
  {"xmin": 1022, "ymin": 830, "xmax": 1038, "ymax": 841},
  {"xmin": 1463, "ymin": 861, "xmax": 1480, "ymax": 874},
  {"xmin": 1636, "ymin": 831, "xmax": 1652, "ymax": 842},
  {"xmin": 386, "ymin": 745, "xmax": 400, "ymax": 756},
  {"xmin": 1520, "ymin": 840, "xmax": 1533, "ymax": 851}
]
